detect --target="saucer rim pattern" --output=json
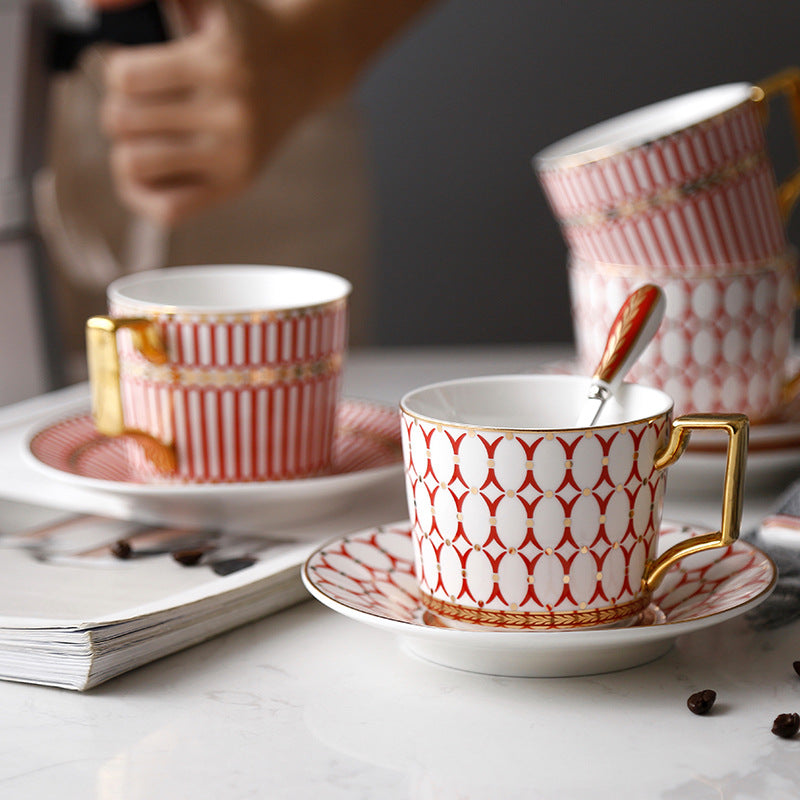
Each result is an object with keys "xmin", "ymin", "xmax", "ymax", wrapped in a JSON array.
[
  {"xmin": 23, "ymin": 397, "xmax": 403, "ymax": 498},
  {"xmin": 302, "ymin": 520, "xmax": 777, "ymax": 645}
]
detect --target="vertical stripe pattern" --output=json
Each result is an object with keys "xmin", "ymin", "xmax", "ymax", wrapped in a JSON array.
[
  {"xmin": 537, "ymin": 101, "xmax": 788, "ymax": 268},
  {"xmin": 110, "ymin": 300, "xmax": 348, "ymax": 483}
]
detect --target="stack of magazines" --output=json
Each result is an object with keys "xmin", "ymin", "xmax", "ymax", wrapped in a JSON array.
[{"xmin": 0, "ymin": 504, "xmax": 316, "ymax": 690}]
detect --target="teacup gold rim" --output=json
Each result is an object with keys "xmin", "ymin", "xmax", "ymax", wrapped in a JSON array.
[
  {"xmin": 534, "ymin": 86, "xmax": 756, "ymax": 172},
  {"xmin": 107, "ymin": 264, "xmax": 352, "ymax": 318},
  {"xmin": 400, "ymin": 375, "xmax": 673, "ymax": 435}
]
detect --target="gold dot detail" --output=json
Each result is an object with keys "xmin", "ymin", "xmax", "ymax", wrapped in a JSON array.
[
  {"xmin": 545, "ymin": 490, "xmax": 554, "ymax": 498},
  {"xmin": 563, "ymin": 575, "xmax": 570, "ymax": 584},
  {"xmin": 546, "ymin": 432, "xmax": 554, "ymax": 440},
  {"xmin": 583, "ymin": 488, "xmax": 591, "ymax": 496}
]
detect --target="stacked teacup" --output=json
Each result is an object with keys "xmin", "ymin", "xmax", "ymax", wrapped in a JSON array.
[{"xmin": 534, "ymin": 70, "xmax": 800, "ymax": 423}]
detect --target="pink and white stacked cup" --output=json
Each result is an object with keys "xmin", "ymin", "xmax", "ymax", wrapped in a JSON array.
[{"xmin": 534, "ymin": 69, "xmax": 800, "ymax": 421}]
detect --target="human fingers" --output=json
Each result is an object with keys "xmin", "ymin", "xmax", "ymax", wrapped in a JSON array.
[{"xmin": 103, "ymin": 3, "xmax": 238, "ymax": 97}]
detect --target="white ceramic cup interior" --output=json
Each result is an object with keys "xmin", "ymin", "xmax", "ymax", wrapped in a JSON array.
[
  {"xmin": 107, "ymin": 264, "xmax": 352, "ymax": 313},
  {"xmin": 401, "ymin": 374, "xmax": 673, "ymax": 430}
]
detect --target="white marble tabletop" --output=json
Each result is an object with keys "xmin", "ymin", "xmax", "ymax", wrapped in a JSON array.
[{"xmin": 0, "ymin": 345, "xmax": 798, "ymax": 800}]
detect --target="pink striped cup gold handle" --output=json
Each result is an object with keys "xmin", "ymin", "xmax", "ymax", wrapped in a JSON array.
[
  {"xmin": 755, "ymin": 67, "xmax": 800, "ymax": 220},
  {"xmin": 86, "ymin": 316, "xmax": 177, "ymax": 473}
]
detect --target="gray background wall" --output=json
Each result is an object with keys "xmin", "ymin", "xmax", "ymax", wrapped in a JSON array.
[{"xmin": 357, "ymin": 0, "xmax": 800, "ymax": 347}]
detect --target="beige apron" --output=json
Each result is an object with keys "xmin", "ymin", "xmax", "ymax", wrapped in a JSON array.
[{"xmin": 35, "ymin": 50, "xmax": 375, "ymax": 382}]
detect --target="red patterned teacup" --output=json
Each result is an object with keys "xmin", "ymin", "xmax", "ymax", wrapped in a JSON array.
[
  {"xmin": 534, "ymin": 70, "xmax": 800, "ymax": 268},
  {"xmin": 400, "ymin": 375, "xmax": 747, "ymax": 630},
  {"xmin": 568, "ymin": 251, "xmax": 799, "ymax": 422},
  {"xmin": 87, "ymin": 265, "xmax": 350, "ymax": 483}
]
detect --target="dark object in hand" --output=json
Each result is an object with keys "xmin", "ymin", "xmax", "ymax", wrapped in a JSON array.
[
  {"xmin": 50, "ymin": 0, "xmax": 169, "ymax": 72},
  {"xmin": 772, "ymin": 713, "xmax": 800, "ymax": 739},
  {"xmin": 687, "ymin": 689, "xmax": 717, "ymax": 715}
]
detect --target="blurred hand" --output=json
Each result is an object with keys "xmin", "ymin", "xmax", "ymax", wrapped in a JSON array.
[{"xmin": 98, "ymin": 0, "xmax": 327, "ymax": 225}]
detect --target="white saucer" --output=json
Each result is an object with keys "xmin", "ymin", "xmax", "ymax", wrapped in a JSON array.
[
  {"xmin": 302, "ymin": 520, "xmax": 776, "ymax": 677},
  {"xmin": 22, "ymin": 399, "xmax": 404, "ymax": 532}
]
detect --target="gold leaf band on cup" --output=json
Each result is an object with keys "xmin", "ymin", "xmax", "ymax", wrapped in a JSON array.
[
  {"xmin": 110, "ymin": 297, "xmax": 348, "ymax": 324},
  {"xmin": 420, "ymin": 591, "xmax": 650, "ymax": 629},
  {"xmin": 562, "ymin": 150, "xmax": 768, "ymax": 229},
  {"xmin": 120, "ymin": 353, "xmax": 343, "ymax": 387}
]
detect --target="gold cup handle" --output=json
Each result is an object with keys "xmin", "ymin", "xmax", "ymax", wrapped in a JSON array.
[
  {"xmin": 754, "ymin": 67, "xmax": 800, "ymax": 221},
  {"xmin": 642, "ymin": 413, "xmax": 749, "ymax": 592},
  {"xmin": 86, "ymin": 316, "xmax": 177, "ymax": 473}
]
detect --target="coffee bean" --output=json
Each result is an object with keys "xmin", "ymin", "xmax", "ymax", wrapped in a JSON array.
[
  {"xmin": 772, "ymin": 713, "xmax": 800, "ymax": 739},
  {"xmin": 111, "ymin": 539, "xmax": 133, "ymax": 559},
  {"xmin": 687, "ymin": 689, "xmax": 716, "ymax": 715},
  {"xmin": 171, "ymin": 548, "xmax": 206, "ymax": 566}
]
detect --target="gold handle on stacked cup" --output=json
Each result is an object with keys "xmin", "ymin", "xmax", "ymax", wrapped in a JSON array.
[
  {"xmin": 755, "ymin": 67, "xmax": 800, "ymax": 220},
  {"xmin": 642, "ymin": 413, "xmax": 749, "ymax": 592},
  {"xmin": 86, "ymin": 316, "xmax": 177, "ymax": 473}
]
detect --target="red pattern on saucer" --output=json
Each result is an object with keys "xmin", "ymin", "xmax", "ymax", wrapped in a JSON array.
[
  {"xmin": 28, "ymin": 399, "xmax": 401, "ymax": 485},
  {"xmin": 304, "ymin": 520, "xmax": 775, "ymax": 630}
]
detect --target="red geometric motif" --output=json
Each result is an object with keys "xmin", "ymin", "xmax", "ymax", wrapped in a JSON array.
[
  {"xmin": 569, "ymin": 255, "xmax": 796, "ymax": 421},
  {"xmin": 304, "ymin": 521, "xmax": 774, "ymax": 632},
  {"xmin": 402, "ymin": 409, "xmax": 670, "ymax": 629}
]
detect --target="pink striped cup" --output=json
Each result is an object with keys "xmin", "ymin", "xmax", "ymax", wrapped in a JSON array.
[
  {"xmin": 535, "ymin": 70, "xmax": 800, "ymax": 269},
  {"xmin": 568, "ymin": 251, "xmax": 800, "ymax": 422},
  {"xmin": 86, "ymin": 265, "xmax": 350, "ymax": 483}
]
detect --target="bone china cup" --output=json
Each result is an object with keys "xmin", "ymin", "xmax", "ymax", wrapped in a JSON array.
[
  {"xmin": 400, "ymin": 375, "xmax": 748, "ymax": 630},
  {"xmin": 87, "ymin": 265, "xmax": 351, "ymax": 483},
  {"xmin": 534, "ymin": 71, "xmax": 800, "ymax": 268},
  {"xmin": 568, "ymin": 252, "xmax": 800, "ymax": 422}
]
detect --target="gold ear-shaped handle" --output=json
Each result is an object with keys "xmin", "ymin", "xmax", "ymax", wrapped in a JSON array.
[
  {"xmin": 642, "ymin": 413, "xmax": 749, "ymax": 592},
  {"xmin": 86, "ymin": 316, "xmax": 177, "ymax": 474},
  {"xmin": 754, "ymin": 67, "xmax": 800, "ymax": 221}
]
